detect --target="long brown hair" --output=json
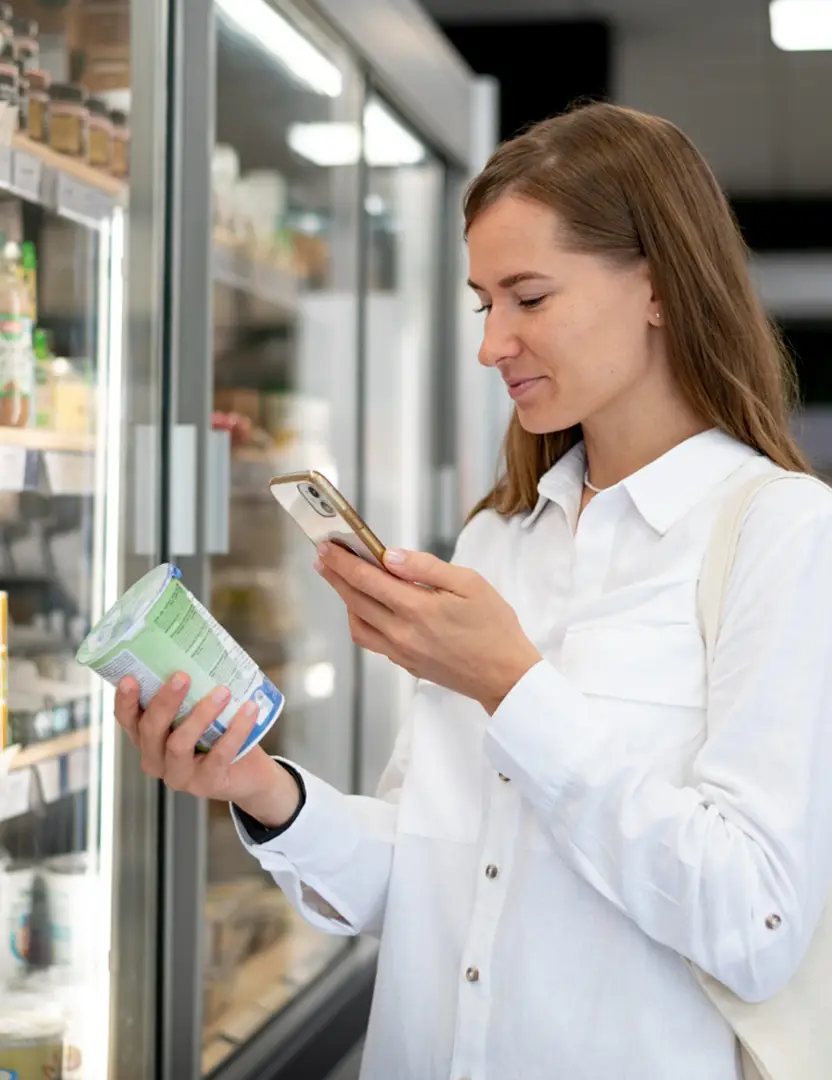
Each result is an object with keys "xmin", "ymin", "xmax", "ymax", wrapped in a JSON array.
[{"xmin": 466, "ymin": 102, "xmax": 809, "ymax": 520}]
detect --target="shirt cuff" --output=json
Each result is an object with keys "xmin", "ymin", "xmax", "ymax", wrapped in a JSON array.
[
  {"xmin": 484, "ymin": 659, "xmax": 616, "ymax": 819},
  {"xmin": 232, "ymin": 761, "xmax": 306, "ymax": 844}
]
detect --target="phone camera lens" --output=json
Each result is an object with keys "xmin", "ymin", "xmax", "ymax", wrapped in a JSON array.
[
  {"xmin": 308, "ymin": 485, "xmax": 320, "ymax": 499},
  {"xmin": 319, "ymin": 500, "xmax": 333, "ymax": 515}
]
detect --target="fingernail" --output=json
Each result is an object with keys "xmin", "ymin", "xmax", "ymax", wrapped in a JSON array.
[
  {"xmin": 318, "ymin": 541, "xmax": 331, "ymax": 557},
  {"xmin": 314, "ymin": 558, "xmax": 324, "ymax": 574},
  {"xmin": 243, "ymin": 700, "xmax": 258, "ymax": 719},
  {"xmin": 384, "ymin": 549, "xmax": 406, "ymax": 565},
  {"xmin": 171, "ymin": 672, "xmax": 188, "ymax": 691},
  {"xmin": 212, "ymin": 686, "xmax": 231, "ymax": 706},
  {"xmin": 118, "ymin": 678, "xmax": 133, "ymax": 695}
]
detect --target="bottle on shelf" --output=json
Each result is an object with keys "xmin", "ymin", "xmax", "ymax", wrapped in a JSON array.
[
  {"xmin": 32, "ymin": 327, "xmax": 53, "ymax": 431},
  {"xmin": 0, "ymin": 237, "xmax": 35, "ymax": 428}
]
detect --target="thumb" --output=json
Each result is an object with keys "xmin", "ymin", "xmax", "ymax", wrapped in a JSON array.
[{"xmin": 383, "ymin": 548, "xmax": 463, "ymax": 592}]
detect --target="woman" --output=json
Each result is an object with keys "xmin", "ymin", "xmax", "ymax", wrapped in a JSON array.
[{"xmin": 115, "ymin": 103, "xmax": 832, "ymax": 1080}]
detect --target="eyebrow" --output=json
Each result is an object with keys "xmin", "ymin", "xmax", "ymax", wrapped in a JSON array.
[{"xmin": 467, "ymin": 271, "xmax": 552, "ymax": 292}]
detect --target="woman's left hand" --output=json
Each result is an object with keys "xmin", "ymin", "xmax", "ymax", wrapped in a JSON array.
[{"xmin": 315, "ymin": 542, "xmax": 543, "ymax": 715}]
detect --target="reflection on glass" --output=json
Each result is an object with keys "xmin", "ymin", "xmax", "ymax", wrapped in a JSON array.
[
  {"xmin": 204, "ymin": 0, "xmax": 361, "ymax": 1070},
  {"xmin": 361, "ymin": 97, "xmax": 444, "ymax": 793},
  {"xmin": 0, "ymin": 3, "xmax": 130, "ymax": 1078}
]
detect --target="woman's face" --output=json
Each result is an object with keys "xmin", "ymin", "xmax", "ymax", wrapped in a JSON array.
[{"xmin": 467, "ymin": 195, "xmax": 662, "ymax": 435}]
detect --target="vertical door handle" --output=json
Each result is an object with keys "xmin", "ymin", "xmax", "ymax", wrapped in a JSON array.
[
  {"xmin": 169, "ymin": 424, "xmax": 197, "ymax": 558},
  {"xmin": 204, "ymin": 428, "xmax": 231, "ymax": 555}
]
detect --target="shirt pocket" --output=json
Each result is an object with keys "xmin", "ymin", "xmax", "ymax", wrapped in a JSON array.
[
  {"xmin": 395, "ymin": 682, "xmax": 486, "ymax": 844},
  {"xmin": 561, "ymin": 621, "xmax": 707, "ymax": 710}
]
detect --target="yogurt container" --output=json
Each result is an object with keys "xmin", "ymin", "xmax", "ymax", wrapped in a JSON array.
[
  {"xmin": 76, "ymin": 564, "xmax": 284, "ymax": 759},
  {"xmin": 0, "ymin": 1001, "xmax": 65, "ymax": 1080}
]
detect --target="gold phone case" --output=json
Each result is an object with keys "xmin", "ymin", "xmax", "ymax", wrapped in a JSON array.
[{"xmin": 269, "ymin": 470, "xmax": 387, "ymax": 566}]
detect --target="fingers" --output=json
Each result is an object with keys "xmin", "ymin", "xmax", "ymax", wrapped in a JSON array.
[
  {"xmin": 194, "ymin": 701, "xmax": 260, "ymax": 794},
  {"xmin": 136, "ymin": 672, "xmax": 190, "ymax": 778},
  {"xmin": 383, "ymin": 548, "xmax": 472, "ymax": 594},
  {"xmin": 114, "ymin": 677, "xmax": 142, "ymax": 747},
  {"xmin": 163, "ymin": 685, "xmax": 233, "ymax": 789},
  {"xmin": 318, "ymin": 560, "xmax": 399, "ymax": 634},
  {"xmin": 317, "ymin": 542, "xmax": 409, "ymax": 609}
]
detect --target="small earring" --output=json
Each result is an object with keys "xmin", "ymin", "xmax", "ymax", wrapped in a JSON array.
[{"xmin": 654, "ymin": 312, "xmax": 662, "ymax": 323}]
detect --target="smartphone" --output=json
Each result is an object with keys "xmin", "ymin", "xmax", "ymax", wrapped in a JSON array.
[{"xmin": 269, "ymin": 471, "xmax": 387, "ymax": 568}]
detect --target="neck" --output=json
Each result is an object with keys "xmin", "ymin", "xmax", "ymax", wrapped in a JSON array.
[{"xmin": 582, "ymin": 385, "xmax": 708, "ymax": 490}]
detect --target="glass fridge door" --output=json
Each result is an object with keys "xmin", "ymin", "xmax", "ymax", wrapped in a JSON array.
[
  {"xmin": 163, "ymin": 2, "xmax": 364, "ymax": 1075},
  {"xmin": 0, "ymin": 1, "xmax": 164, "ymax": 1077}
]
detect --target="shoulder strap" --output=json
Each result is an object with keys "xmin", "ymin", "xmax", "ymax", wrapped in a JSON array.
[
  {"xmin": 697, "ymin": 470, "xmax": 783, "ymax": 676},
  {"xmin": 697, "ymin": 468, "xmax": 825, "ymax": 682}
]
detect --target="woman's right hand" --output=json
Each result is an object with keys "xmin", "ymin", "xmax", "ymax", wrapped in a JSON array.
[{"xmin": 113, "ymin": 672, "xmax": 302, "ymax": 828}]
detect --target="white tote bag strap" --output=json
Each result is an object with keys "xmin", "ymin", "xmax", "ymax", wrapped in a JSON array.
[
  {"xmin": 697, "ymin": 468, "xmax": 790, "ymax": 676},
  {"xmin": 695, "ymin": 465, "xmax": 830, "ymax": 1080}
]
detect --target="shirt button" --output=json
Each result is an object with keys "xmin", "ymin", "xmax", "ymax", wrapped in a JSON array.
[
  {"xmin": 485, "ymin": 864, "xmax": 499, "ymax": 880},
  {"xmin": 498, "ymin": 773, "xmax": 510, "ymax": 783},
  {"xmin": 766, "ymin": 913, "xmax": 782, "ymax": 930},
  {"xmin": 465, "ymin": 966, "xmax": 480, "ymax": 983}
]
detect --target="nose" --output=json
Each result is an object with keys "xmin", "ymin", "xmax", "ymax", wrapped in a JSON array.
[{"xmin": 477, "ymin": 306, "xmax": 522, "ymax": 369}]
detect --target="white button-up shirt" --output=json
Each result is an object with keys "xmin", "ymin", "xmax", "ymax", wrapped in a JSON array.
[{"xmin": 234, "ymin": 429, "xmax": 832, "ymax": 1080}]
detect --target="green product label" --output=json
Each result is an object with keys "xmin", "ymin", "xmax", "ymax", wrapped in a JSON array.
[{"xmin": 0, "ymin": 314, "xmax": 33, "ymax": 398}]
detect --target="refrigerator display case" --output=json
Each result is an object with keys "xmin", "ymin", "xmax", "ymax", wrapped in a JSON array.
[
  {"xmin": 1, "ymin": 0, "xmax": 487, "ymax": 1078},
  {"xmin": 0, "ymin": 3, "xmax": 134, "ymax": 1079}
]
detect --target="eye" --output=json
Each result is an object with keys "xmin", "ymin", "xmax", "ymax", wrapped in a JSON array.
[
  {"xmin": 474, "ymin": 303, "xmax": 491, "ymax": 314},
  {"xmin": 519, "ymin": 295, "xmax": 546, "ymax": 309}
]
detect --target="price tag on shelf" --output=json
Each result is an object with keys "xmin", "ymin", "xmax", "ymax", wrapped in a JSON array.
[
  {"xmin": 55, "ymin": 173, "xmax": 111, "ymax": 227},
  {"xmin": 11, "ymin": 150, "xmax": 43, "ymax": 202},
  {"xmin": 0, "ymin": 768, "xmax": 31, "ymax": 823},
  {"xmin": 67, "ymin": 743, "xmax": 90, "ymax": 795},
  {"xmin": 0, "ymin": 144, "xmax": 12, "ymax": 189},
  {"xmin": 43, "ymin": 450, "xmax": 95, "ymax": 496},
  {"xmin": 0, "ymin": 444, "xmax": 27, "ymax": 492}
]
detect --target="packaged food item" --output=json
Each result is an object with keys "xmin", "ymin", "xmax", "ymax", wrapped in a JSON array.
[
  {"xmin": 45, "ymin": 852, "xmax": 97, "ymax": 977},
  {"xmin": 0, "ymin": 239, "xmax": 34, "ymax": 428},
  {"xmin": 25, "ymin": 68, "xmax": 49, "ymax": 143},
  {"xmin": 32, "ymin": 327, "xmax": 52, "ymax": 430},
  {"xmin": 48, "ymin": 82, "xmax": 87, "ymax": 158},
  {"xmin": 0, "ymin": 4, "xmax": 12, "ymax": 44},
  {"xmin": 77, "ymin": 563, "xmax": 285, "ymax": 758},
  {"xmin": 0, "ymin": 863, "xmax": 36, "ymax": 983},
  {"xmin": 21, "ymin": 240, "xmax": 36, "ymax": 319},
  {"xmin": 0, "ymin": 1000, "xmax": 65, "ymax": 1080},
  {"xmin": 88, "ymin": 97, "xmax": 112, "ymax": 169},
  {"xmin": 11, "ymin": 17, "xmax": 38, "ymax": 75},
  {"xmin": 110, "ymin": 108, "xmax": 129, "ymax": 177},
  {"xmin": 0, "ymin": 42, "xmax": 18, "ymax": 144},
  {"xmin": 0, "ymin": 590, "xmax": 7, "ymax": 749}
]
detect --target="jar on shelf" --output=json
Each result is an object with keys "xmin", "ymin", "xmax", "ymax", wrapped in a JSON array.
[
  {"xmin": 25, "ymin": 68, "xmax": 49, "ymax": 143},
  {"xmin": 0, "ymin": 42, "xmax": 18, "ymax": 144},
  {"xmin": 110, "ymin": 109, "xmax": 129, "ymax": 178},
  {"xmin": 12, "ymin": 18, "xmax": 39, "ymax": 74},
  {"xmin": 48, "ymin": 83, "xmax": 88, "ymax": 159},
  {"xmin": 0, "ymin": 240, "xmax": 35, "ymax": 429},
  {"xmin": 0, "ymin": 4, "xmax": 12, "ymax": 47},
  {"xmin": 87, "ymin": 98, "xmax": 112, "ymax": 169}
]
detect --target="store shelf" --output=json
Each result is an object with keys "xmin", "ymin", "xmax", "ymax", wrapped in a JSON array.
[
  {"xmin": 0, "ymin": 428, "xmax": 96, "ymax": 496},
  {"xmin": 0, "ymin": 134, "xmax": 124, "ymax": 228},
  {"xmin": 0, "ymin": 427, "xmax": 95, "ymax": 453},
  {"xmin": 213, "ymin": 240, "xmax": 300, "ymax": 316},
  {"xmin": 0, "ymin": 729, "xmax": 92, "ymax": 822}
]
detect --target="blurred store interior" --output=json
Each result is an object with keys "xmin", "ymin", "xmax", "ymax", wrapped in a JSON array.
[{"xmin": 0, "ymin": 1, "xmax": 829, "ymax": 1079}]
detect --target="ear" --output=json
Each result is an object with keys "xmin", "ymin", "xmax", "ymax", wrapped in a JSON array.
[{"xmin": 645, "ymin": 269, "xmax": 663, "ymax": 327}]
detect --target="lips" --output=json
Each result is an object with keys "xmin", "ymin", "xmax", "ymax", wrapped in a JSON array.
[{"xmin": 505, "ymin": 376, "xmax": 545, "ymax": 401}]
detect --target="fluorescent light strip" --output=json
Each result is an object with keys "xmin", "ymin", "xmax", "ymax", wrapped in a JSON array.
[
  {"xmin": 215, "ymin": 0, "xmax": 343, "ymax": 97},
  {"xmin": 770, "ymin": 0, "xmax": 832, "ymax": 50},
  {"xmin": 287, "ymin": 102, "xmax": 427, "ymax": 168}
]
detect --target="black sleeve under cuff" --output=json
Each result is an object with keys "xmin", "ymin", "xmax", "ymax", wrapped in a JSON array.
[{"xmin": 234, "ymin": 761, "xmax": 307, "ymax": 845}]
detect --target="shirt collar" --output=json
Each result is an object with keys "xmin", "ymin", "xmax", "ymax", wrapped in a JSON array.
[
  {"xmin": 522, "ymin": 441, "xmax": 586, "ymax": 529},
  {"xmin": 522, "ymin": 429, "xmax": 760, "ymax": 535}
]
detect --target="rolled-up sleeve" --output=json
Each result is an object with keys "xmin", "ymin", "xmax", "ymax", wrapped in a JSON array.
[
  {"xmin": 485, "ymin": 481, "xmax": 832, "ymax": 1003},
  {"xmin": 231, "ymin": 716, "xmax": 412, "ymax": 937}
]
